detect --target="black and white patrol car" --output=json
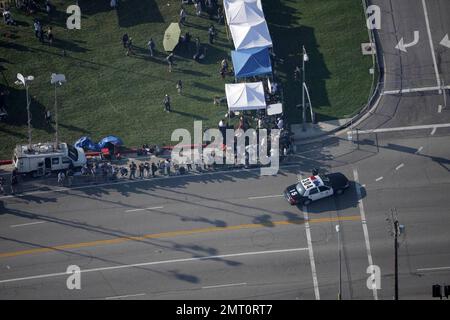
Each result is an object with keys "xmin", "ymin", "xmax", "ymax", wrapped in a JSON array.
[{"xmin": 284, "ymin": 173, "xmax": 350, "ymax": 206}]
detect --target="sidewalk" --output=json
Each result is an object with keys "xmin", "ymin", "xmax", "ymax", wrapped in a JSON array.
[
  {"xmin": 0, "ymin": 152, "xmax": 300, "ymax": 196},
  {"xmin": 291, "ymin": 118, "xmax": 352, "ymax": 141}
]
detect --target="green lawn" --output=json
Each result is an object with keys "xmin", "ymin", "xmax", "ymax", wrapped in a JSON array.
[
  {"xmin": 265, "ymin": 0, "xmax": 374, "ymax": 123},
  {"xmin": 0, "ymin": 0, "xmax": 373, "ymax": 159}
]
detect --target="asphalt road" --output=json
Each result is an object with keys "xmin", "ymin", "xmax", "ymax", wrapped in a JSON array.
[{"xmin": 1, "ymin": 0, "xmax": 450, "ymax": 300}]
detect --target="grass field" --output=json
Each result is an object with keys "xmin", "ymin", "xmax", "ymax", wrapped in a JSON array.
[{"xmin": 0, "ymin": 0, "xmax": 373, "ymax": 159}]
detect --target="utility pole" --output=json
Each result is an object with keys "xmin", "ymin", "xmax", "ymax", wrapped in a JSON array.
[
  {"xmin": 301, "ymin": 46, "xmax": 308, "ymax": 132},
  {"xmin": 51, "ymin": 73, "xmax": 66, "ymax": 149},
  {"xmin": 15, "ymin": 73, "xmax": 34, "ymax": 149},
  {"xmin": 394, "ymin": 219, "xmax": 399, "ymax": 300},
  {"xmin": 54, "ymin": 83, "xmax": 58, "ymax": 147},
  {"xmin": 336, "ymin": 224, "xmax": 342, "ymax": 300}
]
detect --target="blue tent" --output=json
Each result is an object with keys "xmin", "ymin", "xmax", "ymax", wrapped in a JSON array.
[
  {"xmin": 98, "ymin": 136, "xmax": 124, "ymax": 149},
  {"xmin": 74, "ymin": 136, "xmax": 100, "ymax": 151},
  {"xmin": 231, "ymin": 47, "xmax": 272, "ymax": 79}
]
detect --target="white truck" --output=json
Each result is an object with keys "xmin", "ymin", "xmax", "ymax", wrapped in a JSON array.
[{"xmin": 13, "ymin": 142, "xmax": 86, "ymax": 177}]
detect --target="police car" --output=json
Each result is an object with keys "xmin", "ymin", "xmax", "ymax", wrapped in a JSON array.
[{"xmin": 284, "ymin": 172, "xmax": 350, "ymax": 206}]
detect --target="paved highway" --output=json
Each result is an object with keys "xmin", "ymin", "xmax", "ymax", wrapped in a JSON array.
[{"xmin": 0, "ymin": 0, "xmax": 450, "ymax": 300}]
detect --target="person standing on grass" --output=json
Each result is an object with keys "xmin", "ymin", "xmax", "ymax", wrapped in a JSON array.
[
  {"xmin": 217, "ymin": 6, "xmax": 224, "ymax": 24},
  {"xmin": 110, "ymin": 0, "xmax": 117, "ymax": 8},
  {"xmin": 147, "ymin": 38, "xmax": 156, "ymax": 57},
  {"xmin": 163, "ymin": 94, "xmax": 171, "ymax": 112},
  {"xmin": 179, "ymin": 7, "xmax": 187, "ymax": 25},
  {"xmin": 47, "ymin": 26, "xmax": 54, "ymax": 46},
  {"xmin": 221, "ymin": 58, "xmax": 229, "ymax": 72},
  {"xmin": 126, "ymin": 37, "xmax": 134, "ymax": 56},
  {"xmin": 166, "ymin": 52, "xmax": 174, "ymax": 72},
  {"xmin": 33, "ymin": 19, "xmax": 41, "ymax": 38},
  {"xmin": 194, "ymin": 0, "xmax": 202, "ymax": 16},
  {"xmin": 195, "ymin": 37, "xmax": 200, "ymax": 54},
  {"xmin": 208, "ymin": 24, "xmax": 215, "ymax": 44},
  {"xmin": 122, "ymin": 33, "xmax": 129, "ymax": 48},
  {"xmin": 44, "ymin": 109, "xmax": 52, "ymax": 124},
  {"xmin": 176, "ymin": 80, "xmax": 183, "ymax": 95}
]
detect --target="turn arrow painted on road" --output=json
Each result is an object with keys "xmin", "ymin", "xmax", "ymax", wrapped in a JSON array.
[
  {"xmin": 395, "ymin": 31, "xmax": 420, "ymax": 52},
  {"xmin": 440, "ymin": 34, "xmax": 450, "ymax": 48}
]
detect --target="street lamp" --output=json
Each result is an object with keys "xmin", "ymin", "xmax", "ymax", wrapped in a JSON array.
[
  {"xmin": 336, "ymin": 224, "xmax": 342, "ymax": 300},
  {"xmin": 302, "ymin": 46, "xmax": 309, "ymax": 132},
  {"xmin": 15, "ymin": 73, "xmax": 34, "ymax": 148},
  {"xmin": 50, "ymin": 73, "xmax": 66, "ymax": 149}
]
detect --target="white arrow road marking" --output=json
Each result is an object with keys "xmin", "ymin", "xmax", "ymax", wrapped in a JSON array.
[
  {"xmin": 395, "ymin": 31, "xmax": 419, "ymax": 52},
  {"xmin": 431, "ymin": 127, "xmax": 437, "ymax": 135},
  {"xmin": 440, "ymin": 34, "xmax": 450, "ymax": 49}
]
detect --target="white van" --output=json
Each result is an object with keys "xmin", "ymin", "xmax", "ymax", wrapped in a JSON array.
[{"xmin": 13, "ymin": 142, "xmax": 86, "ymax": 176}]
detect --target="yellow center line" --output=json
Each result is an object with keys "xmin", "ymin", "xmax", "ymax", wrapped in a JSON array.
[{"xmin": 0, "ymin": 215, "xmax": 361, "ymax": 259}]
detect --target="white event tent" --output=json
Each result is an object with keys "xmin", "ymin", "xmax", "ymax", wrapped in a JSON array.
[
  {"xmin": 224, "ymin": 0, "xmax": 265, "ymax": 26},
  {"xmin": 225, "ymin": 82, "xmax": 267, "ymax": 111},
  {"xmin": 229, "ymin": 20, "xmax": 272, "ymax": 50}
]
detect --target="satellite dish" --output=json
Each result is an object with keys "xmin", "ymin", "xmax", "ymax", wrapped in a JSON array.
[
  {"xmin": 51, "ymin": 73, "xmax": 66, "ymax": 84},
  {"xmin": 16, "ymin": 73, "xmax": 25, "ymax": 85}
]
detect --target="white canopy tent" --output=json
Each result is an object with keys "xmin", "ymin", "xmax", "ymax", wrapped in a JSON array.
[
  {"xmin": 229, "ymin": 20, "xmax": 272, "ymax": 50},
  {"xmin": 224, "ymin": 0, "xmax": 265, "ymax": 26},
  {"xmin": 225, "ymin": 82, "xmax": 267, "ymax": 111},
  {"xmin": 224, "ymin": 0, "xmax": 263, "ymax": 13}
]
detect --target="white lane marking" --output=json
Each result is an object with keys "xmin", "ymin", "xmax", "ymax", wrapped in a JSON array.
[
  {"xmin": 125, "ymin": 206, "xmax": 164, "ymax": 213},
  {"xmin": 202, "ymin": 282, "xmax": 247, "ymax": 289},
  {"xmin": 354, "ymin": 123, "xmax": 450, "ymax": 135},
  {"xmin": 0, "ymin": 247, "xmax": 308, "ymax": 284},
  {"xmin": 105, "ymin": 293, "xmax": 146, "ymax": 300},
  {"xmin": 375, "ymin": 177, "xmax": 383, "ymax": 182},
  {"xmin": 10, "ymin": 221, "xmax": 46, "ymax": 228},
  {"xmin": 353, "ymin": 168, "xmax": 378, "ymax": 300},
  {"xmin": 422, "ymin": 0, "xmax": 441, "ymax": 88},
  {"xmin": 382, "ymin": 85, "xmax": 450, "ymax": 95},
  {"xmin": 415, "ymin": 146, "xmax": 423, "ymax": 154},
  {"xmin": 302, "ymin": 206, "xmax": 320, "ymax": 300},
  {"xmin": 431, "ymin": 127, "xmax": 437, "ymax": 135},
  {"xmin": 417, "ymin": 266, "xmax": 450, "ymax": 272},
  {"xmin": 395, "ymin": 163, "xmax": 404, "ymax": 171},
  {"xmin": 248, "ymin": 194, "xmax": 283, "ymax": 200},
  {"xmin": 0, "ymin": 163, "xmax": 302, "ymax": 200},
  {"xmin": 438, "ymin": 105, "xmax": 442, "ymax": 113}
]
